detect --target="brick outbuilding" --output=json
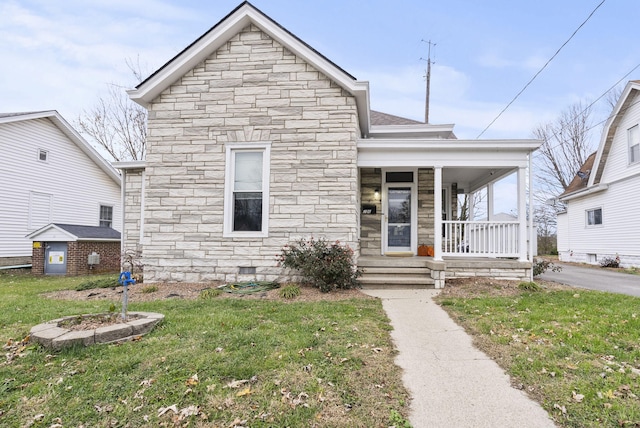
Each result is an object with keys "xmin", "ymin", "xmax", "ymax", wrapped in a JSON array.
[{"xmin": 27, "ymin": 224, "xmax": 121, "ymax": 275}]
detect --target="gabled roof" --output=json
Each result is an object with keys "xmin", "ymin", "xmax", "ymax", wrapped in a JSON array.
[
  {"xmin": 127, "ymin": 1, "xmax": 371, "ymax": 133},
  {"xmin": 590, "ymin": 80, "xmax": 640, "ymax": 186},
  {"xmin": 26, "ymin": 223, "xmax": 121, "ymax": 241},
  {"xmin": 0, "ymin": 110, "xmax": 121, "ymax": 184}
]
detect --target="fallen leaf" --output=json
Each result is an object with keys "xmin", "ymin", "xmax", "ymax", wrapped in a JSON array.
[
  {"xmin": 179, "ymin": 405, "xmax": 200, "ymax": 419},
  {"xmin": 236, "ymin": 387, "xmax": 251, "ymax": 397},
  {"xmin": 553, "ymin": 403, "xmax": 567, "ymax": 414},
  {"xmin": 225, "ymin": 379, "xmax": 249, "ymax": 389},
  {"xmin": 572, "ymin": 391, "xmax": 585, "ymax": 402},
  {"xmin": 372, "ymin": 348, "xmax": 383, "ymax": 353},
  {"xmin": 139, "ymin": 379, "xmax": 155, "ymax": 387},
  {"xmin": 186, "ymin": 373, "xmax": 199, "ymax": 386},
  {"xmin": 158, "ymin": 404, "xmax": 178, "ymax": 416}
]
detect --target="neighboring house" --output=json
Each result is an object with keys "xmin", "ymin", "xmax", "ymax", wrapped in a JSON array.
[
  {"xmin": 557, "ymin": 80, "xmax": 640, "ymax": 268},
  {"xmin": 0, "ymin": 111, "xmax": 122, "ymax": 267},
  {"xmin": 116, "ymin": 2, "xmax": 541, "ymax": 286}
]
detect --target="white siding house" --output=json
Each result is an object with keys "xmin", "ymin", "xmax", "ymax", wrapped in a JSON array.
[
  {"xmin": 0, "ymin": 111, "xmax": 122, "ymax": 266},
  {"xmin": 557, "ymin": 80, "xmax": 640, "ymax": 267}
]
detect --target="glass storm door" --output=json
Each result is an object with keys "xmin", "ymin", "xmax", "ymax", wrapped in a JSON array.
[{"xmin": 386, "ymin": 187, "xmax": 412, "ymax": 252}]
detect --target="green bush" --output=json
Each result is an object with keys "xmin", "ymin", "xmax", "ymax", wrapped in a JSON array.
[
  {"xmin": 277, "ymin": 237, "xmax": 362, "ymax": 293},
  {"xmin": 518, "ymin": 281, "xmax": 541, "ymax": 292},
  {"xmin": 199, "ymin": 288, "xmax": 222, "ymax": 300},
  {"xmin": 141, "ymin": 285, "xmax": 158, "ymax": 294},
  {"xmin": 279, "ymin": 284, "xmax": 301, "ymax": 299}
]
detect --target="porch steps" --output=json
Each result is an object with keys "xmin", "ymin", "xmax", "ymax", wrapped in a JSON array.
[{"xmin": 358, "ymin": 256, "xmax": 438, "ymax": 289}]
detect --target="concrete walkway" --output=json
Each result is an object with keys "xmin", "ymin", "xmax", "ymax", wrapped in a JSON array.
[{"xmin": 363, "ymin": 289, "xmax": 556, "ymax": 428}]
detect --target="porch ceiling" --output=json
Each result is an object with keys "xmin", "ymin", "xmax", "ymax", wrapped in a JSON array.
[{"xmin": 443, "ymin": 167, "xmax": 515, "ymax": 193}]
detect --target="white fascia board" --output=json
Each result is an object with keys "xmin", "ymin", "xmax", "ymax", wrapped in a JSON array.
[
  {"xmin": 25, "ymin": 224, "xmax": 76, "ymax": 241},
  {"xmin": 127, "ymin": 3, "xmax": 371, "ymax": 134},
  {"xmin": 589, "ymin": 82, "xmax": 640, "ymax": 187},
  {"xmin": 368, "ymin": 123, "xmax": 455, "ymax": 138},
  {"xmin": 113, "ymin": 161, "xmax": 147, "ymax": 170},
  {"xmin": 357, "ymin": 138, "xmax": 542, "ymax": 151},
  {"xmin": 558, "ymin": 183, "xmax": 609, "ymax": 202},
  {"xmin": 1, "ymin": 111, "xmax": 121, "ymax": 185}
]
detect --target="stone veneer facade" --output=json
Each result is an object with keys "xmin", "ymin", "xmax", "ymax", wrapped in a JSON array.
[{"xmin": 139, "ymin": 25, "xmax": 359, "ymax": 283}]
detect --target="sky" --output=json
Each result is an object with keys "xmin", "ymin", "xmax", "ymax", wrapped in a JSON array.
[{"xmin": 2, "ymin": 0, "xmax": 638, "ymax": 143}]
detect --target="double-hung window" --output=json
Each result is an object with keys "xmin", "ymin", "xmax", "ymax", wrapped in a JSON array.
[
  {"xmin": 100, "ymin": 205, "xmax": 113, "ymax": 228},
  {"xmin": 629, "ymin": 125, "xmax": 639, "ymax": 164},
  {"xmin": 224, "ymin": 143, "xmax": 270, "ymax": 237},
  {"xmin": 586, "ymin": 207, "xmax": 602, "ymax": 227}
]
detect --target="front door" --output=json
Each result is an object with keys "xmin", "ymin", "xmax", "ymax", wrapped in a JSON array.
[
  {"xmin": 383, "ymin": 171, "xmax": 417, "ymax": 254},
  {"xmin": 44, "ymin": 242, "xmax": 67, "ymax": 275}
]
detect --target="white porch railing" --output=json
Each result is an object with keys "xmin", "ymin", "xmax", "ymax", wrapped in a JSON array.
[{"xmin": 442, "ymin": 221, "xmax": 520, "ymax": 257}]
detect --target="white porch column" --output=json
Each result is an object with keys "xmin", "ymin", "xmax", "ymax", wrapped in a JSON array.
[
  {"xmin": 487, "ymin": 182, "xmax": 494, "ymax": 220},
  {"xmin": 434, "ymin": 167, "xmax": 443, "ymax": 261},
  {"xmin": 517, "ymin": 166, "xmax": 527, "ymax": 262}
]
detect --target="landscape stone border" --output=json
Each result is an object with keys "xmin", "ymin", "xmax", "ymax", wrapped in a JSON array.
[{"xmin": 30, "ymin": 312, "xmax": 164, "ymax": 350}]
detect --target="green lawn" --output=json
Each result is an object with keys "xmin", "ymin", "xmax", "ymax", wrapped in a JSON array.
[
  {"xmin": 436, "ymin": 285, "xmax": 640, "ymax": 428},
  {"xmin": 0, "ymin": 271, "xmax": 410, "ymax": 427}
]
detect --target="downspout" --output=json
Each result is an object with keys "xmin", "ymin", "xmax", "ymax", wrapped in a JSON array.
[{"xmin": 139, "ymin": 169, "xmax": 146, "ymax": 247}]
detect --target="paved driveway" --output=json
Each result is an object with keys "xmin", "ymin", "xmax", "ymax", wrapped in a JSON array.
[{"xmin": 538, "ymin": 262, "xmax": 640, "ymax": 297}]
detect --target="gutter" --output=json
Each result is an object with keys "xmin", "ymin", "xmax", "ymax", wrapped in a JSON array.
[{"xmin": 559, "ymin": 184, "xmax": 608, "ymax": 202}]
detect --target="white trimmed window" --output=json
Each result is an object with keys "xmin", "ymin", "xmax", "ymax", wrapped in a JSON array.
[
  {"xmin": 586, "ymin": 207, "xmax": 602, "ymax": 227},
  {"xmin": 223, "ymin": 143, "xmax": 271, "ymax": 237},
  {"xmin": 100, "ymin": 205, "xmax": 113, "ymax": 228},
  {"xmin": 629, "ymin": 125, "xmax": 639, "ymax": 164}
]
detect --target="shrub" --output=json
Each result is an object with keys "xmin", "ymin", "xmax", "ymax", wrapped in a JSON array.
[
  {"xmin": 277, "ymin": 237, "xmax": 362, "ymax": 293},
  {"xmin": 141, "ymin": 285, "xmax": 158, "ymax": 294},
  {"xmin": 600, "ymin": 256, "xmax": 620, "ymax": 268},
  {"xmin": 199, "ymin": 288, "xmax": 222, "ymax": 300},
  {"xmin": 518, "ymin": 281, "xmax": 541, "ymax": 292},
  {"xmin": 533, "ymin": 258, "xmax": 562, "ymax": 277},
  {"xmin": 279, "ymin": 284, "xmax": 301, "ymax": 299}
]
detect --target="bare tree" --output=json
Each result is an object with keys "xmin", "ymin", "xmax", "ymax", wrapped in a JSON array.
[
  {"xmin": 76, "ymin": 59, "xmax": 147, "ymax": 162},
  {"xmin": 532, "ymin": 101, "xmax": 596, "ymax": 202}
]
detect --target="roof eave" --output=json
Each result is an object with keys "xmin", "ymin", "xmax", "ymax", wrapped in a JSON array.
[
  {"xmin": 357, "ymin": 138, "xmax": 542, "ymax": 151},
  {"xmin": 558, "ymin": 183, "xmax": 608, "ymax": 202},
  {"xmin": 113, "ymin": 161, "xmax": 147, "ymax": 170}
]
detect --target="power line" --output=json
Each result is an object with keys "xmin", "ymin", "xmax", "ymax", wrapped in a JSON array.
[
  {"xmin": 532, "ymin": 61, "xmax": 640, "ymax": 160},
  {"xmin": 476, "ymin": 0, "xmax": 606, "ymax": 139}
]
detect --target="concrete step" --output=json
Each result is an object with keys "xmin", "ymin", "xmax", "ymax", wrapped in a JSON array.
[
  {"xmin": 359, "ymin": 274, "xmax": 435, "ymax": 289},
  {"xmin": 361, "ymin": 266, "xmax": 432, "ymax": 275}
]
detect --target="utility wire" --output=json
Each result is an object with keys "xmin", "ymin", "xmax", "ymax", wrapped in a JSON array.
[
  {"xmin": 532, "ymin": 61, "xmax": 640, "ymax": 160},
  {"xmin": 476, "ymin": 0, "xmax": 606, "ymax": 139}
]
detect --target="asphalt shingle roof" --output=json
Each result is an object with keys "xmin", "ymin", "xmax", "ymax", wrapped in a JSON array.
[{"xmin": 54, "ymin": 224, "xmax": 121, "ymax": 240}]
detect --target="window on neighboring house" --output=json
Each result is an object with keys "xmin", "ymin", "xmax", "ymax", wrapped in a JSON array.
[
  {"xmin": 224, "ymin": 143, "xmax": 271, "ymax": 237},
  {"xmin": 100, "ymin": 205, "xmax": 113, "ymax": 228},
  {"xmin": 586, "ymin": 207, "xmax": 602, "ymax": 226},
  {"xmin": 629, "ymin": 125, "xmax": 639, "ymax": 164},
  {"xmin": 38, "ymin": 149, "xmax": 48, "ymax": 162}
]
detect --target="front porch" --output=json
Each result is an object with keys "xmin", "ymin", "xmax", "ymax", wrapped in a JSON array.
[{"xmin": 356, "ymin": 129, "xmax": 540, "ymax": 287}]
